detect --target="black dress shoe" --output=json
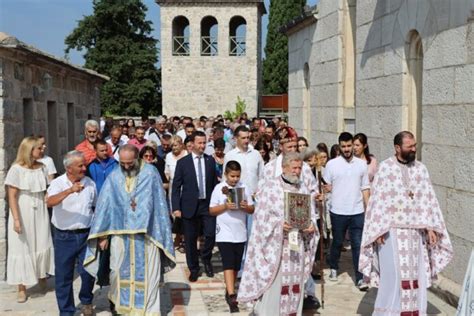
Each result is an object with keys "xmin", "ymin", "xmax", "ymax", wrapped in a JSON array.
[
  {"xmin": 189, "ymin": 270, "xmax": 199, "ymax": 282},
  {"xmin": 311, "ymin": 272, "xmax": 321, "ymax": 280},
  {"xmin": 204, "ymin": 263, "xmax": 214, "ymax": 277},
  {"xmin": 225, "ymin": 291, "xmax": 240, "ymax": 313},
  {"xmin": 303, "ymin": 295, "xmax": 321, "ymax": 310}
]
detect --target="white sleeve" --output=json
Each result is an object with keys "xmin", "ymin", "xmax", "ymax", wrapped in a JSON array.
[
  {"xmin": 209, "ymin": 185, "xmax": 222, "ymax": 208},
  {"xmin": 361, "ymin": 164, "xmax": 370, "ymax": 190},
  {"xmin": 47, "ymin": 179, "xmax": 62, "ymax": 196},
  {"xmin": 4, "ymin": 165, "xmax": 20, "ymax": 188},
  {"xmin": 45, "ymin": 157, "xmax": 57, "ymax": 175},
  {"xmin": 323, "ymin": 164, "xmax": 332, "ymax": 184}
]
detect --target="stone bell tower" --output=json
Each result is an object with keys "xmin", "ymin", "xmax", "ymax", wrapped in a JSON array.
[{"xmin": 156, "ymin": 0, "xmax": 265, "ymax": 117}]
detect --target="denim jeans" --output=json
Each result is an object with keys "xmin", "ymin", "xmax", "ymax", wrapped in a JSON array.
[
  {"xmin": 327, "ymin": 212, "xmax": 365, "ymax": 283},
  {"xmin": 53, "ymin": 227, "xmax": 95, "ymax": 316}
]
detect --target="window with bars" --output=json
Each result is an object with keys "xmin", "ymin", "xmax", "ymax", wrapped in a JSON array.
[
  {"xmin": 172, "ymin": 16, "xmax": 190, "ymax": 56},
  {"xmin": 229, "ymin": 16, "xmax": 246, "ymax": 57},
  {"xmin": 201, "ymin": 16, "xmax": 218, "ymax": 56}
]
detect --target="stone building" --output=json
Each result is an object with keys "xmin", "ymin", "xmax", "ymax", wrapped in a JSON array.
[
  {"xmin": 0, "ymin": 32, "xmax": 107, "ymax": 280},
  {"xmin": 157, "ymin": 0, "xmax": 265, "ymax": 117},
  {"xmin": 284, "ymin": 0, "xmax": 473, "ymax": 302}
]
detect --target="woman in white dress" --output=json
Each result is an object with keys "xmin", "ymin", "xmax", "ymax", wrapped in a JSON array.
[
  {"xmin": 5, "ymin": 136, "xmax": 54, "ymax": 302},
  {"xmin": 165, "ymin": 135, "xmax": 187, "ymax": 251}
]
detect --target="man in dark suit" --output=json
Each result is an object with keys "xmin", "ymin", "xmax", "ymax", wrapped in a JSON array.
[{"xmin": 172, "ymin": 130, "xmax": 219, "ymax": 282}]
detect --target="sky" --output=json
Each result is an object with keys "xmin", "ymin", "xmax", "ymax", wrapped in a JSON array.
[{"xmin": 0, "ymin": 0, "xmax": 319, "ymax": 67}]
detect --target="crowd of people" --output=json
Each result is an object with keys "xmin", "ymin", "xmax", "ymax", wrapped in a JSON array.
[{"xmin": 4, "ymin": 113, "xmax": 453, "ymax": 316}]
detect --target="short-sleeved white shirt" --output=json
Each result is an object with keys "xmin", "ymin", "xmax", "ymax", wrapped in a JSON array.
[
  {"xmin": 47, "ymin": 174, "xmax": 97, "ymax": 230},
  {"xmin": 38, "ymin": 155, "xmax": 57, "ymax": 177},
  {"xmin": 210, "ymin": 181, "xmax": 253, "ymax": 243},
  {"xmin": 323, "ymin": 156, "xmax": 370, "ymax": 216}
]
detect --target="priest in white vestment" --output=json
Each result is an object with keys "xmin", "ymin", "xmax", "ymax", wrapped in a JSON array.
[
  {"xmin": 359, "ymin": 131, "xmax": 453, "ymax": 316},
  {"xmin": 238, "ymin": 152, "xmax": 319, "ymax": 315}
]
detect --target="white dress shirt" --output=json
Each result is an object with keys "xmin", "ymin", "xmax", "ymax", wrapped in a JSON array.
[
  {"xmin": 192, "ymin": 152, "xmax": 207, "ymax": 199},
  {"xmin": 223, "ymin": 145, "xmax": 264, "ymax": 195},
  {"xmin": 47, "ymin": 174, "xmax": 97, "ymax": 230},
  {"xmin": 323, "ymin": 156, "xmax": 370, "ymax": 216}
]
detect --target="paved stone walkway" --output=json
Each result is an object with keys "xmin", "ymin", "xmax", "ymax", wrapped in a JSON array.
[{"xmin": 0, "ymin": 249, "xmax": 456, "ymax": 315}]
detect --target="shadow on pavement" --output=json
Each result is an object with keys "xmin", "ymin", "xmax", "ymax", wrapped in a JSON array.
[
  {"xmin": 356, "ymin": 288, "xmax": 443, "ymax": 315},
  {"xmin": 161, "ymin": 281, "xmax": 191, "ymax": 314}
]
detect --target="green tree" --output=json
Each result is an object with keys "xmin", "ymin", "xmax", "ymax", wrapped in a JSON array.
[
  {"xmin": 65, "ymin": 0, "xmax": 161, "ymax": 115},
  {"xmin": 263, "ymin": 0, "xmax": 306, "ymax": 94}
]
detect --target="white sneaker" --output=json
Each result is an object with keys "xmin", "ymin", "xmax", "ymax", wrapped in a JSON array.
[
  {"xmin": 357, "ymin": 279, "xmax": 369, "ymax": 291},
  {"xmin": 329, "ymin": 269, "xmax": 338, "ymax": 281}
]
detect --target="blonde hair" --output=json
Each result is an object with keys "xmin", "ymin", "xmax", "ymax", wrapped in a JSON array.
[
  {"xmin": 15, "ymin": 136, "xmax": 41, "ymax": 168},
  {"xmin": 170, "ymin": 135, "xmax": 183, "ymax": 147}
]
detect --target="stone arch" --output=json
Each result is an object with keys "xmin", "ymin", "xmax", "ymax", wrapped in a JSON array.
[
  {"xmin": 229, "ymin": 16, "xmax": 247, "ymax": 56},
  {"xmin": 172, "ymin": 16, "xmax": 190, "ymax": 56},
  {"xmin": 303, "ymin": 62, "xmax": 311, "ymax": 141},
  {"xmin": 403, "ymin": 29, "xmax": 423, "ymax": 159},
  {"xmin": 201, "ymin": 16, "xmax": 218, "ymax": 56}
]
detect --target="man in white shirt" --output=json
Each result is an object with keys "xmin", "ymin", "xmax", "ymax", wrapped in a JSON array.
[
  {"xmin": 223, "ymin": 125, "xmax": 264, "ymax": 198},
  {"xmin": 105, "ymin": 126, "xmax": 126, "ymax": 161},
  {"xmin": 47, "ymin": 151, "xmax": 97, "ymax": 316},
  {"xmin": 323, "ymin": 132, "xmax": 370, "ymax": 291}
]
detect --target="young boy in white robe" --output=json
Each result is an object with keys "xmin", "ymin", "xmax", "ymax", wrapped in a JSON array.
[{"xmin": 210, "ymin": 160, "xmax": 254, "ymax": 313}]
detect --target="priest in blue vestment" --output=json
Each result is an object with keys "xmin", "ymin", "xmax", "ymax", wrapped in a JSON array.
[{"xmin": 84, "ymin": 144, "xmax": 175, "ymax": 315}]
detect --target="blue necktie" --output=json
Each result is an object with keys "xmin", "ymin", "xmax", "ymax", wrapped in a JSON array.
[{"xmin": 198, "ymin": 156, "xmax": 205, "ymax": 199}]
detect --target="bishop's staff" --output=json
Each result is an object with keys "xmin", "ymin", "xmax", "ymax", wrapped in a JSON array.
[{"xmin": 316, "ymin": 168, "xmax": 326, "ymax": 309}]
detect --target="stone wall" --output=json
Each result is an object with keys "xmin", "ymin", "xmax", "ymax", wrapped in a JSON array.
[
  {"xmin": 355, "ymin": 0, "xmax": 474, "ymax": 287},
  {"xmin": 288, "ymin": 0, "xmax": 350, "ymax": 147},
  {"xmin": 288, "ymin": 0, "xmax": 474, "ymax": 291},
  {"xmin": 0, "ymin": 47, "xmax": 103, "ymax": 281},
  {"xmin": 160, "ymin": 3, "xmax": 262, "ymax": 117}
]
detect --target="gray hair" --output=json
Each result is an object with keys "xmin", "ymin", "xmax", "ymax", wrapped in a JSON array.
[
  {"xmin": 63, "ymin": 150, "xmax": 85, "ymax": 168},
  {"xmin": 119, "ymin": 144, "xmax": 139, "ymax": 158},
  {"xmin": 303, "ymin": 149, "xmax": 320, "ymax": 162},
  {"xmin": 282, "ymin": 152, "xmax": 303, "ymax": 168},
  {"xmin": 84, "ymin": 119, "xmax": 99, "ymax": 130},
  {"xmin": 157, "ymin": 116, "xmax": 166, "ymax": 124}
]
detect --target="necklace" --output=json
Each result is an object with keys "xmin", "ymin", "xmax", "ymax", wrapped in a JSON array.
[
  {"xmin": 125, "ymin": 170, "xmax": 141, "ymax": 211},
  {"xmin": 397, "ymin": 158, "xmax": 414, "ymax": 200}
]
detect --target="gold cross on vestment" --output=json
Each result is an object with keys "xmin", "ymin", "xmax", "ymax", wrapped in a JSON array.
[{"xmin": 130, "ymin": 198, "xmax": 137, "ymax": 211}]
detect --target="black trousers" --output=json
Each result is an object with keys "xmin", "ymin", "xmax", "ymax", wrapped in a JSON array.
[{"xmin": 182, "ymin": 200, "xmax": 216, "ymax": 274}]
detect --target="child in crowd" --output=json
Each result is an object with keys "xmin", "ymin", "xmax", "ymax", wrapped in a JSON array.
[{"xmin": 209, "ymin": 161, "xmax": 254, "ymax": 313}]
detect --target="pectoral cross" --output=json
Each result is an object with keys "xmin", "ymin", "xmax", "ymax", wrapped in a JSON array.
[
  {"xmin": 408, "ymin": 191, "xmax": 414, "ymax": 200},
  {"xmin": 130, "ymin": 198, "xmax": 137, "ymax": 211}
]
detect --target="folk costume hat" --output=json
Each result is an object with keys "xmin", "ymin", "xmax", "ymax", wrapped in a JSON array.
[{"xmin": 276, "ymin": 126, "xmax": 298, "ymax": 144}]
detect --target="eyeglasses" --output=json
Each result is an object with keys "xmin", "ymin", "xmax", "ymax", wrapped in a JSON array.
[{"xmin": 143, "ymin": 154, "xmax": 154, "ymax": 159}]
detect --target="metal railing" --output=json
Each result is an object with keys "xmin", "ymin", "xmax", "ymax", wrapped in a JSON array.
[
  {"xmin": 173, "ymin": 36, "xmax": 190, "ymax": 56},
  {"xmin": 229, "ymin": 36, "xmax": 246, "ymax": 56},
  {"xmin": 201, "ymin": 36, "xmax": 218, "ymax": 56}
]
